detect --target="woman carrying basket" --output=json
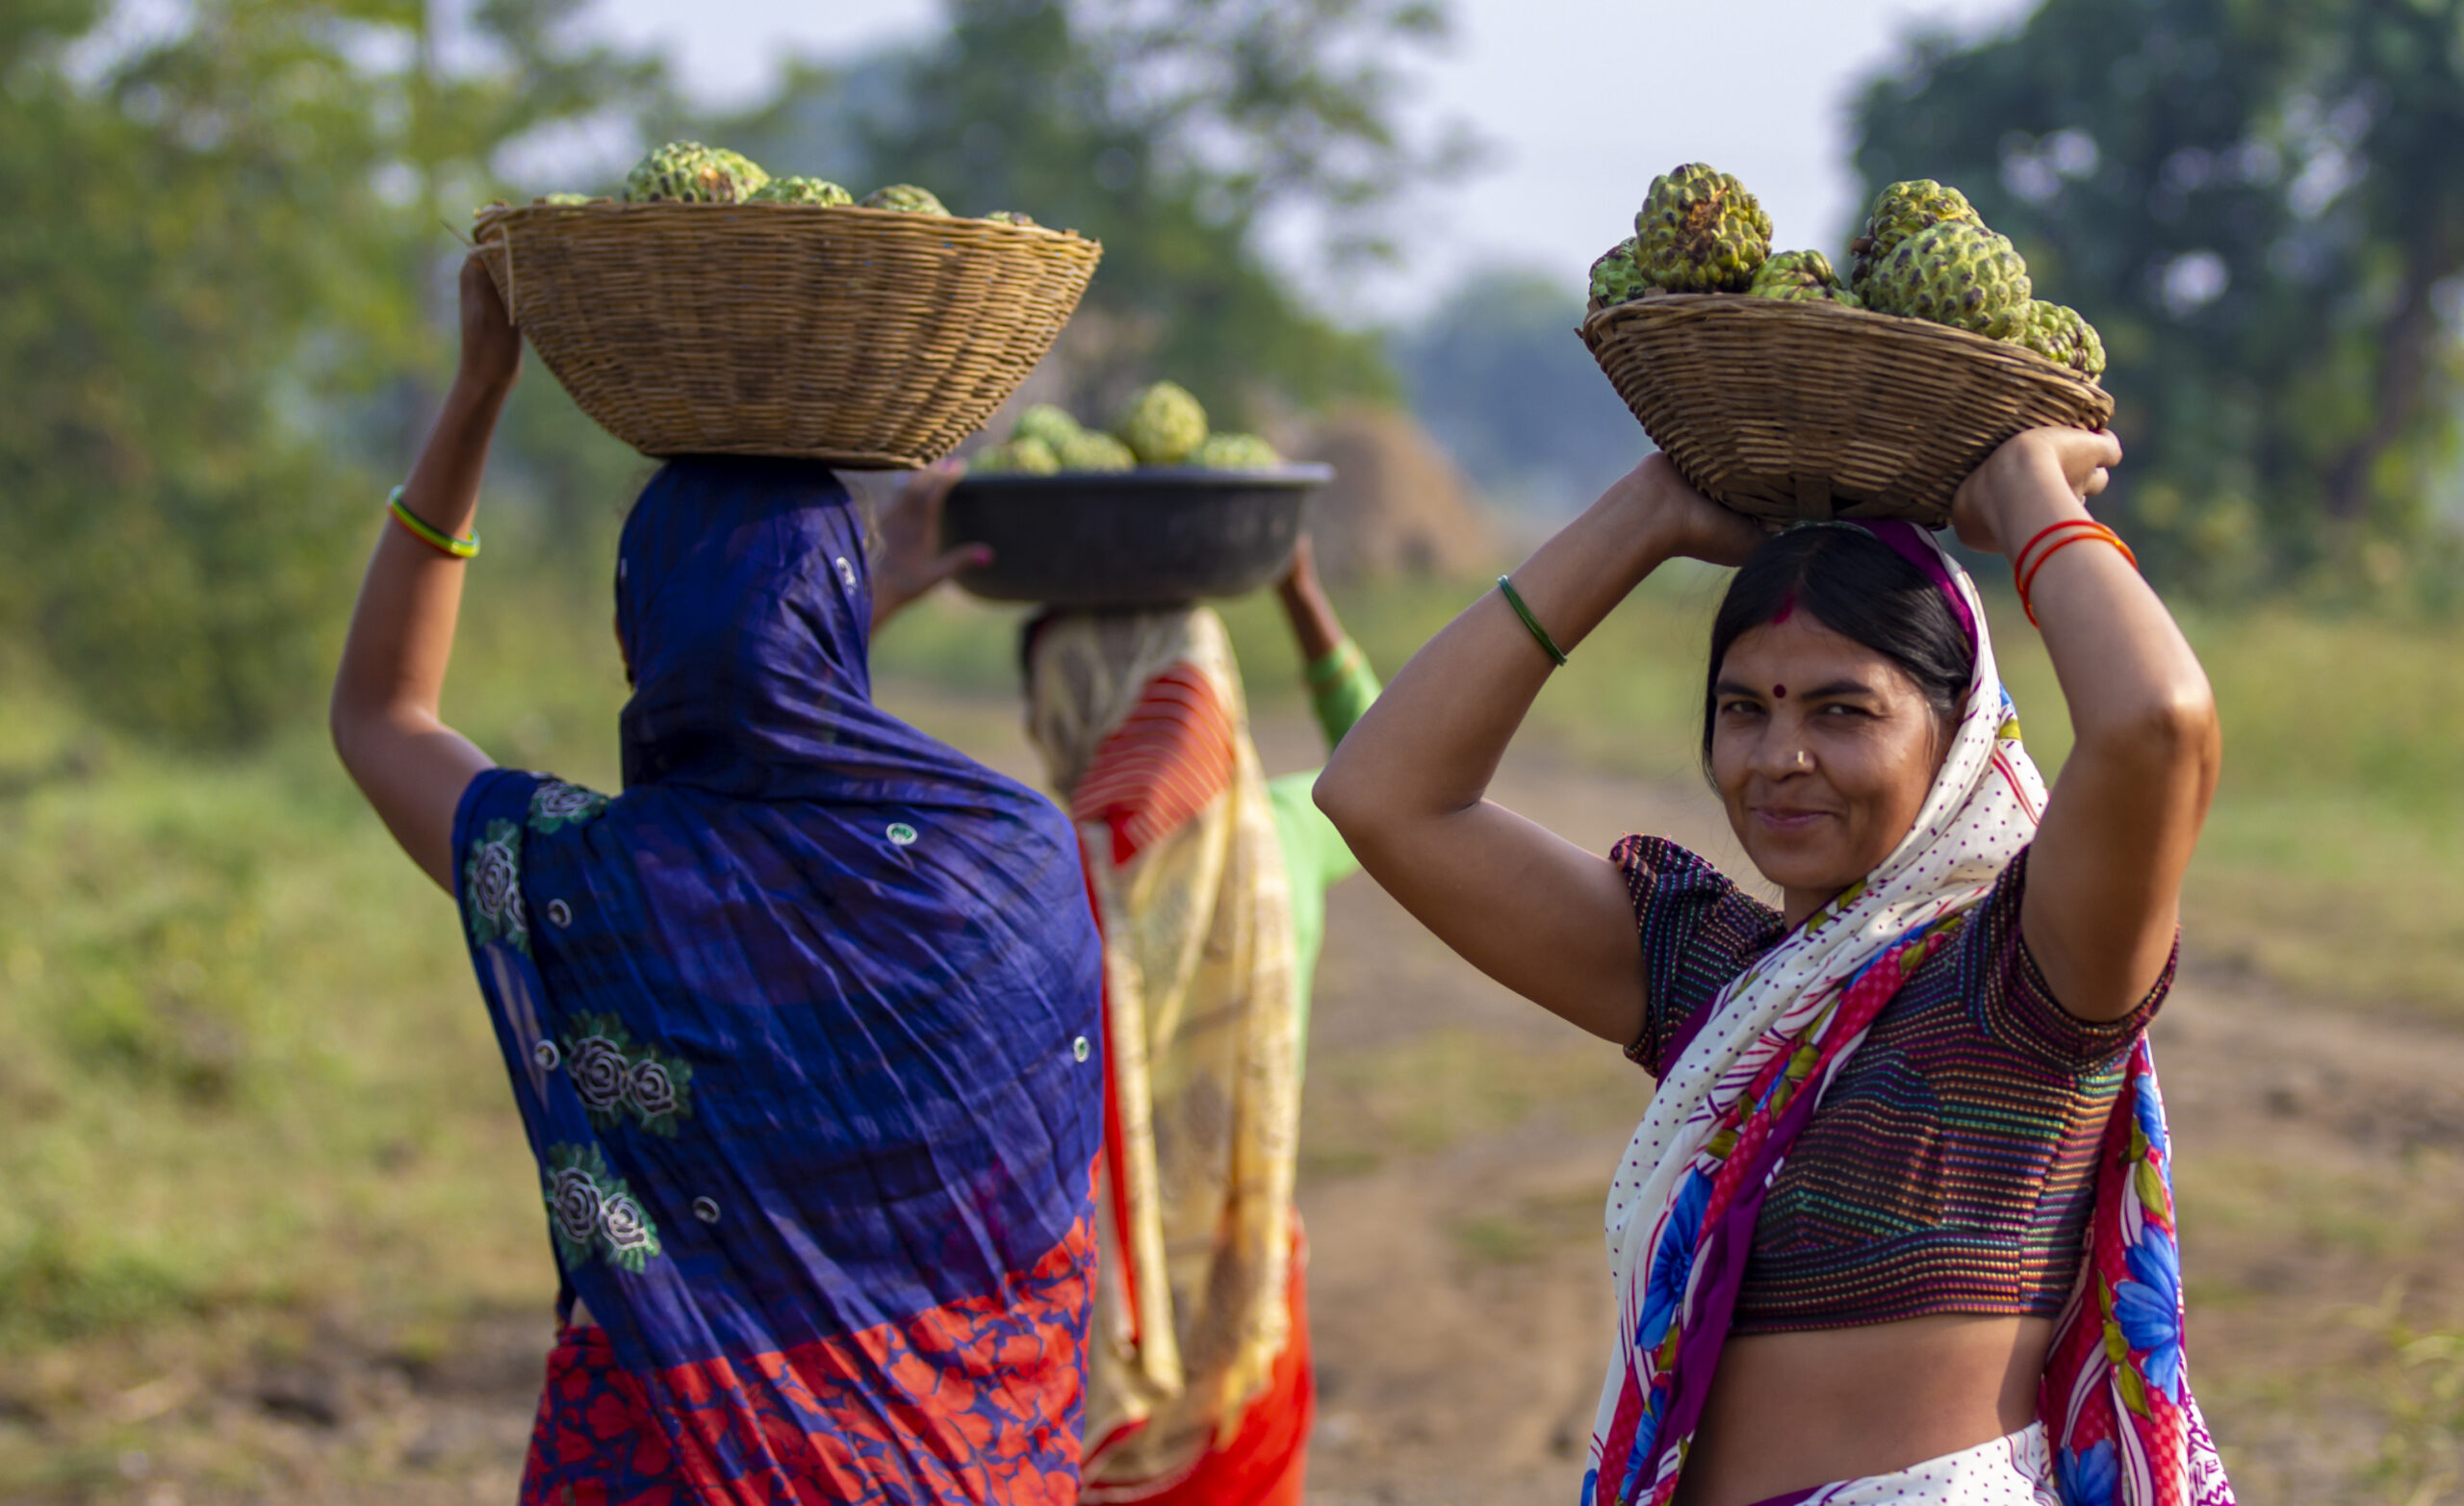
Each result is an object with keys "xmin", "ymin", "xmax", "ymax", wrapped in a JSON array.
[
  {"xmin": 1315, "ymin": 430, "xmax": 2230, "ymax": 1506},
  {"xmin": 330, "ymin": 255, "xmax": 1106, "ymax": 1506},
  {"xmin": 1011, "ymin": 538, "xmax": 1379, "ymax": 1506}
]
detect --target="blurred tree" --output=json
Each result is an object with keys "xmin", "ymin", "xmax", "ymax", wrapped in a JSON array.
[
  {"xmin": 1852, "ymin": 0, "xmax": 2464, "ymax": 592},
  {"xmin": 1397, "ymin": 268, "xmax": 1643, "ymax": 518},
  {"xmin": 0, "ymin": 0, "xmax": 659, "ymax": 746},
  {"xmin": 712, "ymin": 0, "xmax": 1473, "ymax": 425}
]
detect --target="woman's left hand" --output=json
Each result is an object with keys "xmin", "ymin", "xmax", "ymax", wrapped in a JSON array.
[
  {"xmin": 871, "ymin": 465, "xmax": 988, "ymax": 630},
  {"xmin": 1949, "ymin": 426, "xmax": 2123, "ymax": 557}
]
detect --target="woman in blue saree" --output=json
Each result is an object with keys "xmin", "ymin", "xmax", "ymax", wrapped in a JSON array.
[{"xmin": 331, "ymin": 254, "xmax": 1105, "ymax": 1504}]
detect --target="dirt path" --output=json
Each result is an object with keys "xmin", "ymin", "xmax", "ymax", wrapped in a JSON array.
[{"xmin": 35, "ymin": 699, "xmax": 2464, "ymax": 1504}]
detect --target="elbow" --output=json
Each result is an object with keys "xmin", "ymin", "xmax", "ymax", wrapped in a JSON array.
[
  {"xmin": 2088, "ymin": 680, "xmax": 2221, "ymax": 783},
  {"xmin": 1312, "ymin": 745, "xmax": 1381, "ymax": 845}
]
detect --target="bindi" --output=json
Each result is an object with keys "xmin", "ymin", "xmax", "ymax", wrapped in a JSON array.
[{"xmin": 1772, "ymin": 684, "xmax": 1787, "ymax": 699}]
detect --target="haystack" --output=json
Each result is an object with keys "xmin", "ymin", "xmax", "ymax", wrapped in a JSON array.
[{"xmin": 1292, "ymin": 405, "xmax": 1500, "ymax": 582}]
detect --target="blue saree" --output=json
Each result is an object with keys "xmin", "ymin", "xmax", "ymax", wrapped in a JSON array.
[{"xmin": 450, "ymin": 456, "xmax": 1104, "ymax": 1505}]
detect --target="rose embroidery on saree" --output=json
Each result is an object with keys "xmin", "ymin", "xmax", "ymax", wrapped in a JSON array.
[
  {"xmin": 544, "ymin": 1141, "xmax": 665, "ymax": 1274},
  {"xmin": 527, "ymin": 779, "xmax": 609, "ymax": 833},
  {"xmin": 562, "ymin": 1012, "xmax": 695, "ymax": 1136},
  {"xmin": 464, "ymin": 819, "xmax": 529, "ymax": 955}
]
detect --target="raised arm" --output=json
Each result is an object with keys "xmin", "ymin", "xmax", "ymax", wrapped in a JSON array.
[
  {"xmin": 1313, "ymin": 456, "xmax": 1764, "ymax": 1043},
  {"xmin": 329, "ymin": 254, "xmax": 517, "ymax": 892},
  {"xmin": 1953, "ymin": 428, "xmax": 2220, "ymax": 1023},
  {"xmin": 1273, "ymin": 536, "xmax": 1379, "ymax": 750}
]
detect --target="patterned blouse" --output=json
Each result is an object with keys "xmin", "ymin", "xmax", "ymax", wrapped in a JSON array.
[{"xmin": 1616, "ymin": 836, "xmax": 2170, "ymax": 1335}]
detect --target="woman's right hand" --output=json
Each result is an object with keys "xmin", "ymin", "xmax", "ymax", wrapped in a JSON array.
[
  {"xmin": 456, "ymin": 251, "xmax": 524, "ymax": 396},
  {"xmin": 1610, "ymin": 453, "xmax": 1770, "ymax": 568}
]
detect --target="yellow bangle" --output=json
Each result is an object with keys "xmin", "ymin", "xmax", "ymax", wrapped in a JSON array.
[{"xmin": 388, "ymin": 486, "xmax": 480, "ymax": 559}]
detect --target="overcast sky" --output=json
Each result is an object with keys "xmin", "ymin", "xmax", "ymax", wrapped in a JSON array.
[{"xmin": 594, "ymin": 0, "xmax": 2035, "ymax": 316}]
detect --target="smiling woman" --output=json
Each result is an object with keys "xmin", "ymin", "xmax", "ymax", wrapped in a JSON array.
[{"xmin": 1314, "ymin": 432, "xmax": 2230, "ymax": 1506}]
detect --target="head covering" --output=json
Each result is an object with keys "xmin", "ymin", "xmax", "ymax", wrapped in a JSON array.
[
  {"xmin": 450, "ymin": 456, "xmax": 1104, "ymax": 1505},
  {"xmin": 1583, "ymin": 528, "xmax": 2230, "ymax": 1506},
  {"xmin": 1023, "ymin": 608, "xmax": 1307, "ymax": 1497}
]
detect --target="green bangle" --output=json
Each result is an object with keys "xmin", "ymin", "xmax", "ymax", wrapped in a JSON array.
[
  {"xmin": 1497, "ymin": 575, "xmax": 1568, "ymax": 668},
  {"xmin": 388, "ymin": 486, "xmax": 481, "ymax": 560},
  {"xmin": 1304, "ymin": 638, "xmax": 1364, "ymax": 690}
]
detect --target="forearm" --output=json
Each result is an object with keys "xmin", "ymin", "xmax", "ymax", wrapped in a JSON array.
[
  {"xmin": 2003, "ymin": 487, "xmax": 2217, "ymax": 766},
  {"xmin": 1276, "ymin": 568, "xmax": 1345, "ymax": 665},
  {"xmin": 332, "ymin": 373, "xmax": 509, "ymax": 738},
  {"xmin": 1318, "ymin": 486, "xmax": 1672, "ymax": 828}
]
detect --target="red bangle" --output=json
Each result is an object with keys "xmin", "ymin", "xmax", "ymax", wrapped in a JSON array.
[
  {"xmin": 2017, "ymin": 526, "xmax": 2137, "ymax": 626},
  {"xmin": 2011, "ymin": 518, "xmax": 2106, "ymax": 584}
]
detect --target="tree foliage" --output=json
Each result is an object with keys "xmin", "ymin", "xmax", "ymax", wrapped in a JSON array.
[
  {"xmin": 1852, "ymin": 0, "xmax": 2464, "ymax": 591},
  {"xmin": 711, "ymin": 0, "xmax": 1468, "ymax": 425},
  {"xmin": 0, "ymin": 0, "xmax": 658, "ymax": 746}
]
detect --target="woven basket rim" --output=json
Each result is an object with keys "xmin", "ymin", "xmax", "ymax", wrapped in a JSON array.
[
  {"xmin": 1580, "ymin": 293, "xmax": 2108, "ymax": 400},
  {"xmin": 472, "ymin": 200, "xmax": 1097, "ymax": 244}
]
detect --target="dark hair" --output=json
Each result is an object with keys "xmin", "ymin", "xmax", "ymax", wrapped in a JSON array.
[{"xmin": 1701, "ymin": 524, "xmax": 1975, "ymax": 773}]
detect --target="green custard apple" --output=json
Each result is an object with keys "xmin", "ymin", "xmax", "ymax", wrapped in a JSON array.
[
  {"xmin": 1861, "ymin": 220, "xmax": 2033, "ymax": 339},
  {"xmin": 535, "ymin": 192, "xmax": 594, "ymax": 206},
  {"xmin": 749, "ymin": 176, "xmax": 854, "ymax": 206},
  {"xmin": 970, "ymin": 437, "xmax": 1061, "ymax": 475},
  {"xmin": 860, "ymin": 184, "xmax": 949, "ymax": 215},
  {"xmin": 1113, "ymin": 381, "xmax": 1209, "ymax": 466},
  {"xmin": 1634, "ymin": 164, "xmax": 1772, "ymax": 293},
  {"xmin": 622, "ymin": 141, "xmax": 769, "ymax": 203},
  {"xmin": 1589, "ymin": 237, "xmax": 1651, "ymax": 309},
  {"xmin": 1056, "ymin": 429, "xmax": 1137, "ymax": 472},
  {"xmin": 983, "ymin": 210, "xmax": 1038, "ymax": 226},
  {"xmin": 1748, "ymin": 249, "xmax": 1858, "ymax": 304},
  {"xmin": 2015, "ymin": 300, "xmax": 2107, "ymax": 380},
  {"xmin": 1848, "ymin": 180, "xmax": 1983, "ymax": 296},
  {"xmin": 1012, "ymin": 403, "xmax": 1084, "ymax": 452},
  {"xmin": 1192, "ymin": 433, "xmax": 1283, "ymax": 471}
]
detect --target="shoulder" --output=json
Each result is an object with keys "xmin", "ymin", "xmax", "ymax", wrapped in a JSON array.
[{"xmin": 1612, "ymin": 836, "xmax": 1784, "ymax": 1074}]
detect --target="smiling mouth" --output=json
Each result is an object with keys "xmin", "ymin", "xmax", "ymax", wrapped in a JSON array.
[{"xmin": 1751, "ymin": 807, "xmax": 1835, "ymax": 831}]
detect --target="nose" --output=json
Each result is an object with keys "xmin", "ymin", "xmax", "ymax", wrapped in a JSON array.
[{"xmin": 1747, "ymin": 717, "xmax": 1814, "ymax": 780}]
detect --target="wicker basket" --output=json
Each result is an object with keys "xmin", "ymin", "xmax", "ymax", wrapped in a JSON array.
[
  {"xmin": 1580, "ymin": 294, "xmax": 2115, "ymax": 526},
  {"xmin": 473, "ymin": 203, "xmax": 1103, "ymax": 469}
]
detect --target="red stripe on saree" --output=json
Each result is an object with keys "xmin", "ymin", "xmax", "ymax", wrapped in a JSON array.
[{"xmin": 1070, "ymin": 667, "xmax": 1236, "ymax": 865}]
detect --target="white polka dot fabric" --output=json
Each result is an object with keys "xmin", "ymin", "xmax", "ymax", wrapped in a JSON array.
[
  {"xmin": 1590, "ymin": 531, "xmax": 2051, "ymax": 1484},
  {"xmin": 1786, "ymin": 1424, "xmax": 2062, "ymax": 1504}
]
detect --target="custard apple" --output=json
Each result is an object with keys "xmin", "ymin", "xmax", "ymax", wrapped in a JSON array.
[
  {"xmin": 1634, "ymin": 164, "xmax": 1771, "ymax": 293},
  {"xmin": 2015, "ymin": 300, "xmax": 2106, "ymax": 380},
  {"xmin": 1193, "ymin": 433, "xmax": 1282, "ymax": 471},
  {"xmin": 1848, "ymin": 180, "xmax": 1983, "ymax": 295},
  {"xmin": 970, "ymin": 437, "xmax": 1061, "ymax": 475},
  {"xmin": 535, "ymin": 192, "xmax": 593, "ymax": 206},
  {"xmin": 1861, "ymin": 220, "xmax": 2032, "ymax": 339},
  {"xmin": 1056, "ymin": 429, "xmax": 1137, "ymax": 472},
  {"xmin": 1113, "ymin": 381, "xmax": 1209, "ymax": 465},
  {"xmin": 749, "ymin": 176, "xmax": 853, "ymax": 206},
  {"xmin": 1589, "ymin": 238, "xmax": 1651, "ymax": 310},
  {"xmin": 1012, "ymin": 403, "xmax": 1083, "ymax": 452},
  {"xmin": 1748, "ymin": 250, "xmax": 1858, "ymax": 304},
  {"xmin": 984, "ymin": 210, "xmax": 1038, "ymax": 226},
  {"xmin": 860, "ymin": 184, "xmax": 949, "ymax": 215},
  {"xmin": 623, "ymin": 141, "xmax": 769, "ymax": 203}
]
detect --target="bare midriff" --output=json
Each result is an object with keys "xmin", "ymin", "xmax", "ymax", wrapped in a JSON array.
[{"xmin": 1669, "ymin": 1314, "xmax": 2053, "ymax": 1506}]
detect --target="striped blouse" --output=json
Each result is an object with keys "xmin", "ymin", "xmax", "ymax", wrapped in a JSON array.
[{"xmin": 1615, "ymin": 836, "xmax": 2169, "ymax": 1334}]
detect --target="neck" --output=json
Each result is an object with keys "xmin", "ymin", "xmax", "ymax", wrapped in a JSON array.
[{"xmin": 1783, "ymin": 885, "xmax": 1849, "ymax": 932}]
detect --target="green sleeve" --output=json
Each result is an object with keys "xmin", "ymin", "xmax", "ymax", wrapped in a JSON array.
[{"xmin": 1303, "ymin": 638, "xmax": 1382, "ymax": 751}]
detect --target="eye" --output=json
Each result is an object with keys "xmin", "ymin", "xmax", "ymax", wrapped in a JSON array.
[
  {"xmin": 1718, "ymin": 698, "xmax": 1764, "ymax": 717},
  {"xmin": 1816, "ymin": 702, "xmax": 1871, "ymax": 719}
]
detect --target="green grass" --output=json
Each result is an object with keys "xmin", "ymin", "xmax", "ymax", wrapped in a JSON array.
[{"xmin": 2, "ymin": 558, "xmax": 2461, "ymax": 1496}]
